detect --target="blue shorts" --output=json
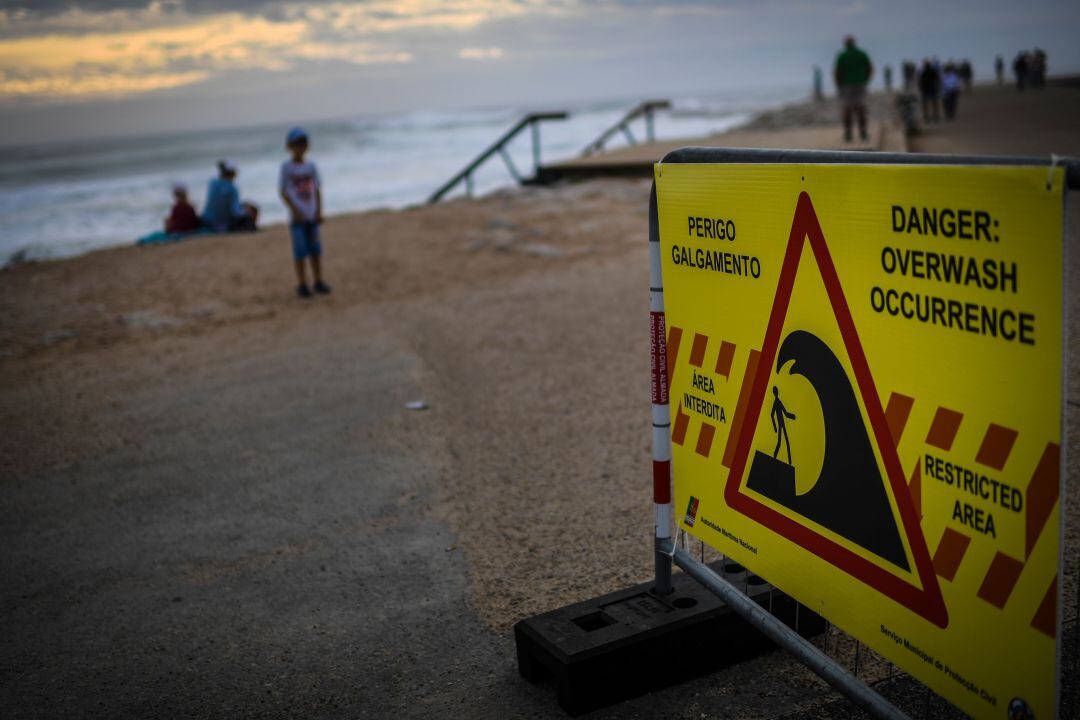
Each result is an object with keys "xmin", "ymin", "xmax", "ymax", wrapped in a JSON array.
[{"xmin": 290, "ymin": 221, "xmax": 321, "ymax": 261}]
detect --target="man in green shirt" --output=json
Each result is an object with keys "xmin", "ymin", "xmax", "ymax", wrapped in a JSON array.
[{"xmin": 834, "ymin": 35, "xmax": 874, "ymax": 142}]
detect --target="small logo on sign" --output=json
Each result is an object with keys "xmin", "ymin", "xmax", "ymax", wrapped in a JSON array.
[
  {"xmin": 684, "ymin": 496, "xmax": 700, "ymax": 527},
  {"xmin": 1007, "ymin": 698, "xmax": 1033, "ymax": 720}
]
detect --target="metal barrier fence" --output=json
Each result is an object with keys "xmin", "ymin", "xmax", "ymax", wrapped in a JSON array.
[
  {"xmin": 648, "ymin": 147, "xmax": 1079, "ymax": 719},
  {"xmin": 659, "ymin": 532, "xmax": 1080, "ymax": 717}
]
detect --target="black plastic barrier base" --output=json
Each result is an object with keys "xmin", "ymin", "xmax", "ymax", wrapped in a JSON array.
[{"xmin": 514, "ymin": 564, "xmax": 826, "ymax": 716}]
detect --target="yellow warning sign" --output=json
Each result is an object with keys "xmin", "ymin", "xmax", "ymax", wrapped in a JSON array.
[{"xmin": 656, "ymin": 162, "xmax": 1065, "ymax": 720}]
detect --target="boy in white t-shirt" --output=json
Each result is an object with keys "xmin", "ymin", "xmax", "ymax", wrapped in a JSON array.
[{"xmin": 279, "ymin": 127, "xmax": 329, "ymax": 298}]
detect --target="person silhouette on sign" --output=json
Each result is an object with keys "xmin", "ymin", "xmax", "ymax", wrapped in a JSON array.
[{"xmin": 771, "ymin": 386, "xmax": 796, "ymax": 465}]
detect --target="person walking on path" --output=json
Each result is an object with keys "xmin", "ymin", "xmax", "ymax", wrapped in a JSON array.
[
  {"xmin": 280, "ymin": 127, "xmax": 330, "ymax": 299},
  {"xmin": 902, "ymin": 60, "xmax": 916, "ymax": 90},
  {"xmin": 995, "ymin": 55, "xmax": 1005, "ymax": 85},
  {"xmin": 1014, "ymin": 52, "xmax": 1029, "ymax": 91},
  {"xmin": 918, "ymin": 58, "xmax": 941, "ymax": 122},
  {"xmin": 771, "ymin": 386, "xmax": 796, "ymax": 465},
  {"xmin": 833, "ymin": 35, "xmax": 873, "ymax": 142},
  {"xmin": 1031, "ymin": 49, "xmax": 1047, "ymax": 88},
  {"xmin": 941, "ymin": 63, "xmax": 962, "ymax": 120}
]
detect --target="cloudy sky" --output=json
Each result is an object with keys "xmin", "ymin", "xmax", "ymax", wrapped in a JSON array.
[{"xmin": 1, "ymin": 0, "xmax": 1077, "ymax": 145}]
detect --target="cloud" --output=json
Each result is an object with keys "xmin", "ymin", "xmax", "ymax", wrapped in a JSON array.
[
  {"xmin": 0, "ymin": 1, "xmax": 564, "ymax": 36},
  {"xmin": 0, "ymin": 0, "xmax": 942, "ymax": 104},
  {"xmin": 0, "ymin": 69, "xmax": 209, "ymax": 98},
  {"xmin": 0, "ymin": 1, "xmax": 567, "ymax": 102},
  {"xmin": 458, "ymin": 46, "xmax": 504, "ymax": 60},
  {"xmin": 0, "ymin": 7, "xmax": 423, "ymax": 101},
  {"xmin": 293, "ymin": 1, "xmax": 543, "ymax": 33},
  {"xmin": 289, "ymin": 43, "xmax": 413, "ymax": 64}
]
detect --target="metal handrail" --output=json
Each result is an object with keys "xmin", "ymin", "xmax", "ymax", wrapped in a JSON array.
[
  {"xmin": 427, "ymin": 111, "xmax": 568, "ymax": 203},
  {"xmin": 581, "ymin": 100, "xmax": 670, "ymax": 157}
]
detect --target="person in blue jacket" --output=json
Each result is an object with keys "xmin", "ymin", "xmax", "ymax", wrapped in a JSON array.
[{"xmin": 201, "ymin": 160, "xmax": 257, "ymax": 233}]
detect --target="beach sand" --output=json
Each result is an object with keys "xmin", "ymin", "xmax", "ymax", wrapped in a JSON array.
[{"xmin": 1, "ymin": 84, "xmax": 1077, "ymax": 718}]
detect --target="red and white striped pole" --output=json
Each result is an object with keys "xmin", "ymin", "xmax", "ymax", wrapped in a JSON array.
[{"xmin": 648, "ymin": 183, "xmax": 673, "ymax": 595}]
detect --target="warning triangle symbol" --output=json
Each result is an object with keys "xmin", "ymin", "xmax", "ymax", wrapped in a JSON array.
[{"xmin": 724, "ymin": 192, "xmax": 948, "ymax": 628}]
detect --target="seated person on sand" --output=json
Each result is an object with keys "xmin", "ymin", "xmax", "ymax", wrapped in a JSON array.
[
  {"xmin": 165, "ymin": 183, "xmax": 201, "ymax": 234},
  {"xmin": 201, "ymin": 160, "xmax": 259, "ymax": 233}
]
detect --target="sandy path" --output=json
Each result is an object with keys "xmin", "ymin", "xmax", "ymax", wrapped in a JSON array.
[{"xmin": 0, "ymin": 181, "xmax": 642, "ymax": 475}]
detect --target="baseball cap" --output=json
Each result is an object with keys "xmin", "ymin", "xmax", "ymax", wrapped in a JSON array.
[
  {"xmin": 286, "ymin": 127, "xmax": 309, "ymax": 145},
  {"xmin": 218, "ymin": 159, "xmax": 237, "ymax": 174}
]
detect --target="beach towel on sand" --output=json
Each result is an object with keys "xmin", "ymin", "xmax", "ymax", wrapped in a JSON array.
[{"xmin": 135, "ymin": 227, "xmax": 212, "ymax": 246}]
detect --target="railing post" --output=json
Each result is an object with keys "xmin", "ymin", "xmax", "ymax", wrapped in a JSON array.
[
  {"xmin": 645, "ymin": 106, "xmax": 656, "ymax": 143},
  {"xmin": 531, "ymin": 120, "xmax": 541, "ymax": 172},
  {"xmin": 498, "ymin": 146, "xmax": 523, "ymax": 183},
  {"xmin": 465, "ymin": 172, "xmax": 474, "ymax": 198}
]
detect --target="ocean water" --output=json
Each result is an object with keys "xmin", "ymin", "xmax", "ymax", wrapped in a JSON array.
[{"xmin": 0, "ymin": 84, "xmax": 805, "ymax": 265}]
